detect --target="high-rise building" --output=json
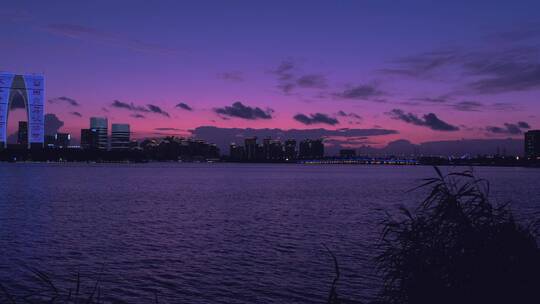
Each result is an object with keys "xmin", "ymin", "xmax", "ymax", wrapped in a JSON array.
[
  {"xmin": 111, "ymin": 123, "xmax": 130, "ymax": 150},
  {"xmin": 0, "ymin": 73, "xmax": 45, "ymax": 149},
  {"xmin": 284, "ymin": 139, "xmax": 297, "ymax": 161},
  {"xmin": 17, "ymin": 121, "xmax": 28, "ymax": 146},
  {"xmin": 244, "ymin": 137, "xmax": 258, "ymax": 161},
  {"xmin": 525, "ymin": 130, "xmax": 540, "ymax": 159},
  {"xmin": 299, "ymin": 139, "xmax": 311, "ymax": 159},
  {"xmin": 90, "ymin": 117, "xmax": 108, "ymax": 150},
  {"xmin": 229, "ymin": 143, "xmax": 245, "ymax": 161},
  {"xmin": 299, "ymin": 139, "xmax": 324, "ymax": 159},
  {"xmin": 263, "ymin": 137, "xmax": 272, "ymax": 160},
  {"xmin": 311, "ymin": 139, "xmax": 324, "ymax": 159},
  {"xmin": 269, "ymin": 140, "xmax": 283, "ymax": 161},
  {"xmin": 81, "ymin": 128, "xmax": 98, "ymax": 150}
]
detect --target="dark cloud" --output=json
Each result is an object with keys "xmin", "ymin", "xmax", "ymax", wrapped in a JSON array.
[
  {"xmin": 412, "ymin": 113, "xmax": 459, "ymax": 131},
  {"xmin": 48, "ymin": 96, "xmax": 80, "ymax": 106},
  {"xmin": 486, "ymin": 125, "xmax": 520, "ymax": 135},
  {"xmin": 491, "ymin": 102, "xmax": 516, "ymax": 111},
  {"xmin": 486, "ymin": 122, "xmax": 530, "ymax": 135},
  {"xmin": 296, "ymin": 74, "xmax": 327, "ymax": 89},
  {"xmin": 410, "ymin": 96, "xmax": 449, "ymax": 103},
  {"xmin": 44, "ymin": 113, "xmax": 64, "ymax": 136},
  {"xmin": 110, "ymin": 100, "xmax": 168, "ymax": 117},
  {"xmin": 278, "ymin": 83, "xmax": 295, "ymax": 94},
  {"xmin": 271, "ymin": 60, "xmax": 295, "ymax": 93},
  {"xmin": 381, "ymin": 49, "xmax": 460, "ymax": 78},
  {"xmin": 272, "ymin": 60, "xmax": 295, "ymax": 81},
  {"xmin": 271, "ymin": 60, "xmax": 327, "ymax": 94},
  {"xmin": 214, "ymin": 102, "xmax": 273, "ymax": 120},
  {"xmin": 383, "ymin": 45, "xmax": 540, "ymax": 94},
  {"xmin": 147, "ymin": 104, "xmax": 170, "ymax": 117},
  {"xmin": 518, "ymin": 121, "xmax": 531, "ymax": 129},
  {"xmin": 337, "ymin": 111, "xmax": 362, "ymax": 120},
  {"xmin": 389, "ymin": 109, "xmax": 424, "ymax": 125},
  {"xmin": 191, "ymin": 126, "xmax": 398, "ymax": 155},
  {"xmin": 452, "ymin": 101, "xmax": 484, "ymax": 112},
  {"xmin": 131, "ymin": 114, "xmax": 145, "ymax": 119},
  {"xmin": 465, "ymin": 60, "xmax": 540, "ymax": 94},
  {"xmin": 403, "ymin": 96, "xmax": 454, "ymax": 108},
  {"xmin": 389, "ymin": 109, "xmax": 459, "ymax": 131},
  {"xmin": 335, "ymin": 84, "xmax": 384, "ymax": 100},
  {"xmin": 70, "ymin": 111, "xmax": 82, "ymax": 117},
  {"xmin": 359, "ymin": 138, "xmax": 524, "ymax": 157},
  {"xmin": 451, "ymin": 101, "xmax": 516, "ymax": 112},
  {"xmin": 217, "ymin": 71, "xmax": 244, "ymax": 82},
  {"xmin": 43, "ymin": 23, "xmax": 176, "ymax": 54},
  {"xmin": 461, "ymin": 45, "xmax": 540, "ymax": 94},
  {"xmin": 175, "ymin": 102, "xmax": 193, "ymax": 111},
  {"xmin": 111, "ymin": 100, "xmax": 149, "ymax": 112},
  {"xmin": 294, "ymin": 113, "xmax": 339, "ymax": 125},
  {"xmin": 155, "ymin": 127, "xmax": 183, "ymax": 131}
]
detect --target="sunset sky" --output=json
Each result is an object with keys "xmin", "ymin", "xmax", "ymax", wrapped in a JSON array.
[{"xmin": 2, "ymin": 0, "xmax": 540, "ymax": 149}]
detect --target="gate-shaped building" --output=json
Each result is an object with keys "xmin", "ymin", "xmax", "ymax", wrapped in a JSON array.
[{"xmin": 0, "ymin": 72, "xmax": 45, "ymax": 148}]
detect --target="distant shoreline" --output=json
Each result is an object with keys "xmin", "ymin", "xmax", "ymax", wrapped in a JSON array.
[{"xmin": 1, "ymin": 159, "xmax": 539, "ymax": 168}]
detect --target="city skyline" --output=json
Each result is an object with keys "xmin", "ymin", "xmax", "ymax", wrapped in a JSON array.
[
  {"xmin": 2, "ymin": 3, "xmax": 540, "ymax": 304},
  {"xmin": 8, "ymin": 112, "xmax": 540, "ymax": 161},
  {"xmin": 2, "ymin": 1, "xmax": 540, "ymax": 151}
]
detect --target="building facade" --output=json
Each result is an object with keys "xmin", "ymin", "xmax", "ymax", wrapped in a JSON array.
[
  {"xmin": 54, "ymin": 133, "xmax": 71, "ymax": 148},
  {"xmin": 110, "ymin": 123, "xmax": 130, "ymax": 150},
  {"xmin": 0, "ymin": 73, "xmax": 45, "ymax": 148},
  {"xmin": 284, "ymin": 139, "xmax": 297, "ymax": 161},
  {"xmin": 90, "ymin": 117, "xmax": 108, "ymax": 150},
  {"xmin": 81, "ymin": 128, "xmax": 98, "ymax": 150},
  {"xmin": 525, "ymin": 130, "xmax": 540, "ymax": 159},
  {"xmin": 244, "ymin": 137, "xmax": 258, "ymax": 161},
  {"xmin": 299, "ymin": 139, "xmax": 324, "ymax": 159},
  {"xmin": 229, "ymin": 143, "xmax": 245, "ymax": 161}
]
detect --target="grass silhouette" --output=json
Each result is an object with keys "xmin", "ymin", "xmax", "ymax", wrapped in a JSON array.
[
  {"xmin": 0, "ymin": 268, "xmax": 105, "ymax": 304},
  {"xmin": 376, "ymin": 167, "xmax": 540, "ymax": 304}
]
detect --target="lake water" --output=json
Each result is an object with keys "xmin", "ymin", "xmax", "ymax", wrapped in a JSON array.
[{"xmin": 1, "ymin": 163, "xmax": 539, "ymax": 303}]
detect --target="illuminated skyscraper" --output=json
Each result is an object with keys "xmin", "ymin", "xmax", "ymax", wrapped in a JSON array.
[
  {"xmin": 90, "ymin": 117, "xmax": 108, "ymax": 150},
  {"xmin": 111, "ymin": 123, "xmax": 130, "ymax": 150},
  {"xmin": 0, "ymin": 73, "xmax": 45, "ymax": 148}
]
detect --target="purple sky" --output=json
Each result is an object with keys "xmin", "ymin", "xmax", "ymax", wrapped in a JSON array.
[{"xmin": 2, "ymin": 0, "xmax": 540, "ymax": 149}]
